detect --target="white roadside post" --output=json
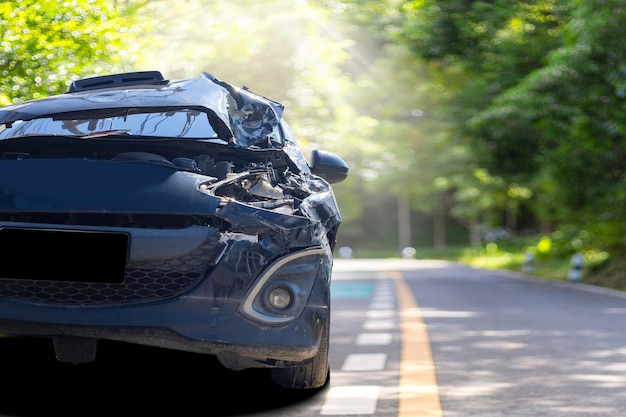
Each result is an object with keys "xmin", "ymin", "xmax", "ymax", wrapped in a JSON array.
[
  {"xmin": 568, "ymin": 253, "xmax": 584, "ymax": 282},
  {"xmin": 338, "ymin": 246, "xmax": 353, "ymax": 259},
  {"xmin": 401, "ymin": 246, "xmax": 417, "ymax": 259},
  {"xmin": 523, "ymin": 252, "xmax": 535, "ymax": 274}
]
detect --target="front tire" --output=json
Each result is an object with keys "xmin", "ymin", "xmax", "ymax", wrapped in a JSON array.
[{"xmin": 271, "ymin": 317, "xmax": 330, "ymax": 390}]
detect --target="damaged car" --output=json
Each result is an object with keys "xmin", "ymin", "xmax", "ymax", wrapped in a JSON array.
[{"xmin": 0, "ymin": 70, "xmax": 348, "ymax": 389}]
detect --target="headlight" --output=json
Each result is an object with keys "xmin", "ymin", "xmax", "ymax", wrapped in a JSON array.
[{"xmin": 240, "ymin": 247, "xmax": 326, "ymax": 324}]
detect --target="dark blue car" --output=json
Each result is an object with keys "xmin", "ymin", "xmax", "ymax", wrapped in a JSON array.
[{"xmin": 0, "ymin": 71, "xmax": 348, "ymax": 389}]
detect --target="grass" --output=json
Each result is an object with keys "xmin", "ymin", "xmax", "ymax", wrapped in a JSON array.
[
  {"xmin": 423, "ymin": 239, "xmax": 626, "ymax": 291},
  {"xmin": 350, "ymin": 235, "xmax": 626, "ymax": 292},
  {"xmin": 417, "ymin": 241, "xmax": 572, "ymax": 282}
]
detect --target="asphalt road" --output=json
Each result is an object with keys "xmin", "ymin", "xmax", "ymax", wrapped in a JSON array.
[
  {"xmin": 1, "ymin": 259, "xmax": 625, "ymax": 417},
  {"xmin": 407, "ymin": 261, "xmax": 626, "ymax": 417}
]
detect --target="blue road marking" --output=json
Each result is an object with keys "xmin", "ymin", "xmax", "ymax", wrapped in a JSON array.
[{"xmin": 331, "ymin": 281, "xmax": 375, "ymax": 299}]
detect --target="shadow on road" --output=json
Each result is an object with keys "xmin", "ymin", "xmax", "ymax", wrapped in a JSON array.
[{"xmin": 0, "ymin": 337, "xmax": 326, "ymax": 417}]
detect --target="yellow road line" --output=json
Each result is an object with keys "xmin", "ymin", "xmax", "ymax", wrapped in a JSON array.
[{"xmin": 388, "ymin": 270, "xmax": 443, "ymax": 417}]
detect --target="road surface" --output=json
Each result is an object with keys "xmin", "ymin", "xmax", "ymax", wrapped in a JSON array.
[{"xmin": 2, "ymin": 259, "xmax": 626, "ymax": 417}]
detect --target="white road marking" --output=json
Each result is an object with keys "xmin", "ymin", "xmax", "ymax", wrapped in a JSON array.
[
  {"xmin": 363, "ymin": 319, "xmax": 396, "ymax": 330},
  {"xmin": 341, "ymin": 353, "xmax": 388, "ymax": 371},
  {"xmin": 369, "ymin": 285, "xmax": 396, "ymax": 309},
  {"xmin": 369, "ymin": 301, "xmax": 396, "ymax": 310},
  {"xmin": 366, "ymin": 309, "xmax": 395, "ymax": 319},
  {"xmin": 366, "ymin": 309, "xmax": 395, "ymax": 318},
  {"xmin": 356, "ymin": 332, "xmax": 393, "ymax": 346},
  {"xmin": 320, "ymin": 386, "xmax": 381, "ymax": 415}
]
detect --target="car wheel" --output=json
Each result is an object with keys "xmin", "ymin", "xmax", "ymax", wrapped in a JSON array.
[{"xmin": 271, "ymin": 316, "xmax": 330, "ymax": 390}]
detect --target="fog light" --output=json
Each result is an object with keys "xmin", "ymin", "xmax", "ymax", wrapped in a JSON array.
[
  {"xmin": 267, "ymin": 286, "xmax": 292, "ymax": 310},
  {"xmin": 240, "ymin": 247, "xmax": 326, "ymax": 324}
]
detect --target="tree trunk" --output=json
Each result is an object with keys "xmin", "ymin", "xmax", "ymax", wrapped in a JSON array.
[
  {"xmin": 433, "ymin": 207, "xmax": 446, "ymax": 249},
  {"xmin": 470, "ymin": 217, "xmax": 482, "ymax": 247},
  {"xmin": 397, "ymin": 196, "xmax": 412, "ymax": 253}
]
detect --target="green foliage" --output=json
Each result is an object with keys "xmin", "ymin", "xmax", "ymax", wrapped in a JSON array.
[
  {"xmin": 538, "ymin": 225, "xmax": 609, "ymax": 270},
  {"xmin": 535, "ymin": 235, "xmax": 552, "ymax": 259},
  {"xmin": 366, "ymin": 0, "xmax": 576, "ymax": 244},
  {"xmin": 370, "ymin": 0, "xmax": 626, "ymax": 254},
  {"xmin": 0, "ymin": 0, "xmax": 147, "ymax": 105},
  {"xmin": 401, "ymin": 0, "xmax": 571, "ymax": 183},
  {"xmin": 546, "ymin": 226, "xmax": 592, "ymax": 257},
  {"xmin": 469, "ymin": 0, "xmax": 626, "ymax": 245},
  {"xmin": 397, "ymin": 0, "xmax": 567, "ymax": 78}
]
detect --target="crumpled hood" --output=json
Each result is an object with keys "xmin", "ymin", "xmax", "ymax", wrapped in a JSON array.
[{"xmin": 0, "ymin": 159, "xmax": 221, "ymax": 213}]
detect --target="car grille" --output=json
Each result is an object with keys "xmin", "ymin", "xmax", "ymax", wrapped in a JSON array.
[{"xmin": 0, "ymin": 230, "xmax": 225, "ymax": 305}]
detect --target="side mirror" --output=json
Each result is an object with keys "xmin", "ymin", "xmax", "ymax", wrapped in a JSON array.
[{"xmin": 310, "ymin": 149, "xmax": 349, "ymax": 184}]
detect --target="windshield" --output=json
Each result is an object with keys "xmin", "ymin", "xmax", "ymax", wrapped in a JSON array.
[{"xmin": 0, "ymin": 108, "xmax": 219, "ymax": 139}]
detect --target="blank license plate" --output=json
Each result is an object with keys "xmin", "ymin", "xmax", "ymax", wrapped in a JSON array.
[{"xmin": 0, "ymin": 227, "xmax": 129, "ymax": 283}]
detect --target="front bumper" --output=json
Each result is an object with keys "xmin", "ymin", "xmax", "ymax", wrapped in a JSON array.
[
  {"xmin": 0, "ymin": 224, "xmax": 332, "ymax": 369},
  {"xmin": 0, "ymin": 296, "xmax": 328, "ymax": 368}
]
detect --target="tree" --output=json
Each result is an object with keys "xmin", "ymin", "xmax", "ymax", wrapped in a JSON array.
[
  {"xmin": 383, "ymin": 0, "xmax": 573, "ymax": 243},
  {"xmin": 472, "ymin": 0, "xmax": 626, "ymax": 250},
  {"xmin": 0, "ymin": 0, "xmax": 147, "ymax": 105}
]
